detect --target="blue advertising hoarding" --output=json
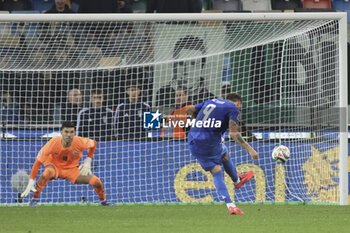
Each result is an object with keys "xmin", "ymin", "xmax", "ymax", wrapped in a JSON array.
[{"xmin": 0, "ymin": 141, "xmax": 347, "ymax": 204}]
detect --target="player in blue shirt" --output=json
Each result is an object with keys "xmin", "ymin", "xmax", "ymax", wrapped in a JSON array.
[{"xmin": 187, "ymin": 92, "xmax": 258, "ymax": 215}]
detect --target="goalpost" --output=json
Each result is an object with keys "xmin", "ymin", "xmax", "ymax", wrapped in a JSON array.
[{"xmin": 0, "ymin": 13, "xmax": 347, "ymax": 205}]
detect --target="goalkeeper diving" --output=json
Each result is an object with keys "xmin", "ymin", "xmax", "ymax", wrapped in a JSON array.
[{"xmin": 21, "ymin": 121, "xmax": 110, "ymax": 206}]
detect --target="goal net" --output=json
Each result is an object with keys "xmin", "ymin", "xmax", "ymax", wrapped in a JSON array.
[{"xmin": 0, "ymin": 13, "xmax": 347, "ymax": 205}]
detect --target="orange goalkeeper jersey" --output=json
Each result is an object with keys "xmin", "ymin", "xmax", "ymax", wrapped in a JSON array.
[{"xmin": 36, "ymin": 136, "xmax": 97, "ymax": 169}]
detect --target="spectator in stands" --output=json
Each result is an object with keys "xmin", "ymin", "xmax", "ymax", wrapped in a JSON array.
[
  {"xmin": 0, "ymin": 0, "xmax": 31, "ymax": 11},
  {"xmin": 114, "ymin": 80, "xmax": 150, "ymax": 140},
  {"xmin": 58, "ymin": 88, "xmax": 84, "ymax": 126},
  {"xmin": 45, "ymin": 0, "xmax": 74, "ymax": 13},
  {"xmin": 95, "ymin": 66, "xmax": 152, "ymax": 111},
  {"xmin": 73, "ymin": 0, "xmax": 131, "ymax": 13},
  {"xmin": 0, "ymin": 92, "xmax": 22, "ymax": 125},
  {"xmin": 117, "ymin": 0, "xmax": 133, "ymax": 13},
  {"xmin": 76, "ymin": 89, "xmax": 114, "ymax": 141},
  {"xmin": 161, "ymin": 86, "xmax": 193, "ymax": 138},
  {"xmin": 77, "ymin": 0, "xmax": 118, "ymax": 13},
  {"xmin": 156, "ymin": 35, "xmax": 215, "ymax": 108},
  {"xmin": 147, "ymin": 0, "xmax": 202, "ymax": 13}
]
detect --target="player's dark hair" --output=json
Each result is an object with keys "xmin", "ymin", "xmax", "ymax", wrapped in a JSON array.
[
  {"xmin": 177, "ymin": 86, "xmax": 188, "ymax": 95},
  {"xmin": 126, "ymin": 80, "xmax": 140, "ymax": 90},
  {"xmin": 61, "ymin": 121, "xmax": 76, "ymax": 130},
  {"xmin": 91, "ymin": 89, "xmax": 103, "ymax": 96},
  {"xmin": 226, "ymin": 92, "xmax": 242, "ymax": 103}
]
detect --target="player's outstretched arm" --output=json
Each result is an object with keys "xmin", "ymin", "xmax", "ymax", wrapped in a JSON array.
[
  {"xmin": 229, "ymin": 120, "xmax": 258, "ymax": 160},
  {"xmin": 79, "ymin": 157, "xmax": 92, "ymax": 176},
  {"xmin": 79, "ymin": 138, "xmax": 97, "ymax": 176},
  {"xmin": 21, "ymin": 179, "xmax": 37, "ymax": 198},
  {"xmin": 21, "ymin": 160, "xmax": 42, "ymax": 197}
]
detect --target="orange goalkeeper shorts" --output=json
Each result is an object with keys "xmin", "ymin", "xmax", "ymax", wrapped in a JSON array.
[{"xmin": 46, "ymin": 163, "xmax": 81, "ymax": 184}]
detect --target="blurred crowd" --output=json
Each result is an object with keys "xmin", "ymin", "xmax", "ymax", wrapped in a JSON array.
[{"xmin": 0, "ymin": 0, "xmax": 340, "ymax": 14}]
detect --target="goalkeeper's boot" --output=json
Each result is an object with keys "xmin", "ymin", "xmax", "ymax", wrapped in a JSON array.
[
  {"xmin": 29, "ymin": 198, "xmax": 39, "ymax": 207},
  {"xmin": 229, "ymin": 206, "xmax": 244, "ymax": 215},
  {"xmin": 100, "ymin": 200, "xmax": 111, "ymax": 206},
  {"xmin": 234, "ymin": 171, "xmax": 254, "ymax": 189}
]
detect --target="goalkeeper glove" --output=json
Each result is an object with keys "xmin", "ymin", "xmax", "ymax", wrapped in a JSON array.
[
  {"xmin": 79, "ymin": 157, "xmax": 92, "ymax": 176},
  {"xmin": 21, "ymin": 179, "xmax": 37, "ymax": 198}
]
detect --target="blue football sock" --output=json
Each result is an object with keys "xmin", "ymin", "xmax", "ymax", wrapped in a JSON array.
[
  {"xmin": 212, "ymin": 170, "xmax": 232, "ymax": 204},
  {"xmin": 223, "ymin": 158, "xmax": 239, "ymax": 183}
]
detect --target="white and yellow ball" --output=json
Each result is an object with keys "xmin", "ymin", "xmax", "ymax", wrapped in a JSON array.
[{"xmin": 272, "ymin": 145, "xmax": 290, "ymax": 163}]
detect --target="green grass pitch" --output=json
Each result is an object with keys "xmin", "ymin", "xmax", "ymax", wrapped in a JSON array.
[{"xmin": 0, "ymin": 204, "xmax": 349, "ymax": 233}]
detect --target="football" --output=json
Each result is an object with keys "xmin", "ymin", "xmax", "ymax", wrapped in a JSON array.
[{"xmin": 272, "ymin": 145, "xmax": 290, "ymax": 163}]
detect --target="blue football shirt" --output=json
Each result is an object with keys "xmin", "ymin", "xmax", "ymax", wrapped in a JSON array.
[{"xmin": 188, "ymin": 99, "xmax": 240, "ymax": 148}]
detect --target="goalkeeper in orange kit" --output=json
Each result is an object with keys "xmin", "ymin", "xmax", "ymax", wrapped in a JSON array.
[{"xmin": 21, "ymin": 121, "xmax": 110, "ymax": 206}]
